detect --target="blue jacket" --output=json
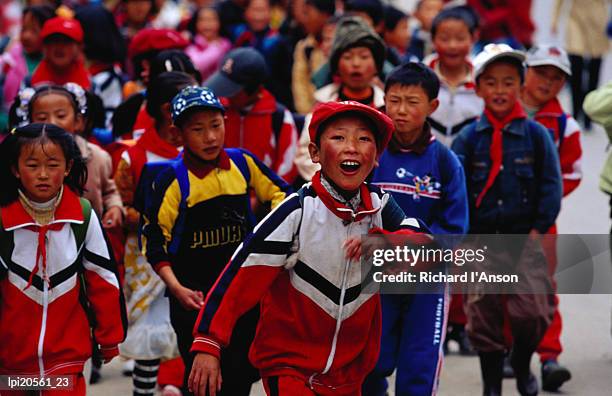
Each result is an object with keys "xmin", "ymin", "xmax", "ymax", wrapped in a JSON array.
[
  {"xmin": 372, "ymin": 139, "xmax": 469, "ymax": 236},
  {"xmin": 451, "ymin": 114, "xmax": 562, "ymax": 234}
]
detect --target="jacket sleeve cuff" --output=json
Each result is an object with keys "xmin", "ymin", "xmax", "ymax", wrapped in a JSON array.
[
  {"xmin": 153, "ymin": 261, "xmax": 171, "ymax": 274},
  {"xmin": 191, "ymin": 336, "xmax": 222, "ymax": 359},
  {"xmin": 99, "ymin": 345, "xmax": 119, "ymax": 361}
]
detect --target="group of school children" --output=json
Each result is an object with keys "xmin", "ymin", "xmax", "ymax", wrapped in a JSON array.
[{"xmin": 0, "ymin": 1, "xmax": 593, "ymax": 396}]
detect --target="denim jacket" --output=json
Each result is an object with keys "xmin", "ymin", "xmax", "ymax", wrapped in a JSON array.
[{"xmin": 451, "ymin": 114, "xmax": 562, "ymax": 234}]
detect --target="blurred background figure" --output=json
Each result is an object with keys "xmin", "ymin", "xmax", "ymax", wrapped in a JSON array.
[{"xmin": 552, "ymin": 0, "xmax": 611, "ymax": 131}]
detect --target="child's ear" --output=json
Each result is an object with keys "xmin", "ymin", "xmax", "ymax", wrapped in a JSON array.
[
  {"xmin": 475, "ymin": 84, "xmax": 483, "ymax": 99},
  {"xmin": 308, "ymin": 141, "xmax": 321, "ymax": 164},
  {"xmin": 169, "ymin": 124, "xmax": 182, "ymax": 140},
  {"xmin": 11, "ymin": 165, "xmax": 19, "ymax": 179},
  {"xmin": 75, "ymin": 115, "xmax": 85, "ymax": 134},
  {"xmin": 161, "ymin": 103, "xmax": 173, "ymax": 122},
  {"xmin": 65, "ymin": 160, "xmax": 73, "ymax": 176},
  {"xmin": 428, "ymin": 98, "xmax": 440, "ymax": 115}
]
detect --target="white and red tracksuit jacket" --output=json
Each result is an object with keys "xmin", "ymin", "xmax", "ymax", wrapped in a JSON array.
[
  {"xmin": 533, "ymin": 97, "xmax": 582, "ymax": 196},
  {"xmin": 191, "ymin": 172, "xmax": 427, "ymax": 395},
  {"xmin": 0, "ymin": 188, "xmax": 126, "ymax": 376},
  {"xmin": 221, "ymin": 88, "xmax": 299, "ymax": 183}
]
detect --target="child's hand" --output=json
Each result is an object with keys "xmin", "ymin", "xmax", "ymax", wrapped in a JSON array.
[
  {"xmin": 171, "ymin": 284, "xmax": 204, "ymax": 310},
  {"xmin": 343, "ymin": 236, "xmax": 362, "ymax": 262},
  {"xmin": 102, "ymin": 206, "xmax": 124, "ymax": 228},
  {"xmin": 189, "ymin": 353, "xmax": 222, "ymax": 396}
]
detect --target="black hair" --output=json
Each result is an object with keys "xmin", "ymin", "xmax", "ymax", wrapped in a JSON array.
[
  {"xmin": 75, "ymin": 4, "xmax": 127, "ymax": 64},
  {"xmin": 314, "ymin": 111, "xmax": 379, "ymax": 147},
  {"xmin": 431, "ymin": 5, "xmax": 479, "ymax": 38},
  {"xmin": 146, "ymin": 72, "xmax": 197, "ymax": 122},
  {"xmin": 305, "ymin": 0, "xmax": 336, "ymax": 16},
  {"xmin": 345, "ymin": 0, "xmax": 384, "ymax": 26},
  {"xmin": 477, "ymin": 57, "xmax": 525, "ymax": 84},
  {"xmin": 0, "ymin": 123, "xmax": 87, "ymax": 206},
  {"xmin": 383, "ymin": 5, "xmax": 407, "ymax": 32},
  {"xmin": 385, "ymin": 62, "xmax": 440, "ymax": 100},
  {"xmin": 187, "ymin": 6, "xmax": 221, "ymax": 38},
  {"xmin": 82, "ymin": 91, "xmax": 106, "ymax": 138},
  {"xmin": 22, "ymin": 5, "xmax": 55, "ymax": 27},
  {"xmin": 150, "ymin": 50, "xmax": 202, "ymax": 84},
  {"xmin": 112, "ymin": 92, "xmax": 144, "ymax": 138}
]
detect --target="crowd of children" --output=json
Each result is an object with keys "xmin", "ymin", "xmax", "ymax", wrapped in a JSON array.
[{"xmin": 1, "ymin": 0, "xmax": 607, "ymax": 395}]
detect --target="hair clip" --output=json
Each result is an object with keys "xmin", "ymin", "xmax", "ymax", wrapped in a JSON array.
[
  {"xmin": 15, "ymin": 87, "xmax": 36, "ymax": 127},
  {"xmin": 10, "ymin": 127, "xmax": 17, "ymax": 135},
  {"xmin": 64, "ymin": 82, "xmax": 88, "ymax": 116}
]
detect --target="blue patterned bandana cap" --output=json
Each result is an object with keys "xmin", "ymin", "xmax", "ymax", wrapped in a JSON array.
[{"xmin": 171, "ymin": 85, "xmax": 224, "ymax": 122}]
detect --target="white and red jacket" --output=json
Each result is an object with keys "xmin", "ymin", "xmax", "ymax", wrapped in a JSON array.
[
  {"xmin": 425, "ymin": 55, "xmax": 484, "ymax": 148},
  {"xmin": 191, "ymin": 172, "xmax": 426, "ymax": 395},
  {"xmin": 0, "ymin": 189, "xmax": 126, "ymax": 376},
  {"xmin": 533, "ymin": 97, "xmax": 582, "ymax": 196},
  {"xmin": 221, "ymin": 88, "xmax": 298, "ymax": 183}
]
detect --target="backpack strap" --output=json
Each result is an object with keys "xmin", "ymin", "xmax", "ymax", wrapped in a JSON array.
[
  {"xmin": 225, "ymin": 148, "xmax": 255, "ymax": 227},
  {"xmin": 167, "ymin": 158, "xmax": 191, "ymax": 256},
  {"xmin": 271, "ymin": 103, "xmax": 286, "ymax": 142},
  {"xmin": 225, "ymin": 148, "xmax": 251, "ymax": 184},
  {"xmin": 71, "ymin": 198, "xmax": 92, "ymax": 250},
  {"xmin": 557, "ymin": 113, "xmax": 567, "ymax": 152}
]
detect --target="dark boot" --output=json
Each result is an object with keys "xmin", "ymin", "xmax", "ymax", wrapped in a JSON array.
[
  {"xmin": 541, "ymin": 359, "xmax": 571, "ymax": 391},
  {"xmin": 510, "ymin": 348, "xmax": 538, "ymax": 396},
  {"xmin": 479, "ymin": 351, "xmax": 504, "ymax": 396},
  {"xmin": 503, "ymin": 351, "xmax": 515, "ymax": 378}
]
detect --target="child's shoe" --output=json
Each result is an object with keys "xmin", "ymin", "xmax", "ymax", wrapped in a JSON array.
[{"xmin": 541, "ymin": 359, "xmax": 571, "ymax": 391}]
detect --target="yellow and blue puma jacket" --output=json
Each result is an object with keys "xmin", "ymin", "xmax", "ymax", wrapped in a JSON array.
[{"xmin": 142, "ymin": 148, "xmax": 290, "ymax": 293}]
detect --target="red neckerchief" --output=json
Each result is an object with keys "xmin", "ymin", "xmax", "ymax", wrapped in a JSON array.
[
  {"xmin": 127, "ymin": 126, "xmax": 181, "ymax": 185},
  {"xmin": 137, "ymin": 126, "xmax": 181, "ymax": 160},
  {"xmin": 311, "ymin": 171, "xmax": 379, "ymax": 222},
  {"xmin": 31, "ymin": 58, "xmax": 91, "ymax": 89},
  {"xmin": 183, "ymin": 149, "xmax": 231, "ymax": 179},
  {"xmin": 476, "ymin": 101, "xmax": 527, "ymax": 208},
  {"xmin": 1, "ymin": 187, "xmax": 85, "ymax": 290}
]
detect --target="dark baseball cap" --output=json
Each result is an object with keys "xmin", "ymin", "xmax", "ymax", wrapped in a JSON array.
[
  {"xmin": 204, "ymin": 48, "xmax": 268, "ymax": 98},
  {"xmin": 171, "ymin": 86, "xmax": 224, "ymax": 124}
]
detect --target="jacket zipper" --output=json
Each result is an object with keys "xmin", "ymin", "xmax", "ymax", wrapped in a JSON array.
[
  {"xmin": 37, "ymin": 247, "xmax": 49, "ymax": 376},
  {"xmin": 322, "ymin": 216, "xmax": 356, "ymax": 375}
]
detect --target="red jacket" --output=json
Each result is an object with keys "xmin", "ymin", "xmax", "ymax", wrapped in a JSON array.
[
  {"xmin": 191, "ymin": 174, "xmax": 428, "ymax": 394},
  {"xmin": 534, "ymin": 98, "xmax": 582, "ymax": 196},
  {"xmin": 0, "ymin": 189, "xmax": 126, "ymax": 375},
  {"xmin": 468, "ymin": 0, "xmax": 534, "ymax": 47},
  {"xmin": 31, "ymin": 58, "xmax": 91, "ymax": 89},
  {"xmin": 222, "ymin": 89, "xmax": 298, "ymax": 182}
]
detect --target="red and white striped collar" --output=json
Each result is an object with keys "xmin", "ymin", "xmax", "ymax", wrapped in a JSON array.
[{"xmin": 311, "ymin": 171, "xmax": 380, "ymax": 223}]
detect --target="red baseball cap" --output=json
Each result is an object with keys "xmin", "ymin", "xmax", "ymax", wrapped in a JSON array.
[
  {"xmin": 309, "ymin": 101, "xmax": 394, "ymax": 153},
  {"xmin": 128, "ymin": 29, "xmax": 189, "ymax": 58},
  {"xmin": 41, "ymin": 17, "xmax": 84, "ymax": 43}
]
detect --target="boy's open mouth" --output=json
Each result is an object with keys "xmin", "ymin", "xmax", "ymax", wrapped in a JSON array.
[{"xmin": 340, "ymin": 160, "xmax": 361, "ymax": 173}]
